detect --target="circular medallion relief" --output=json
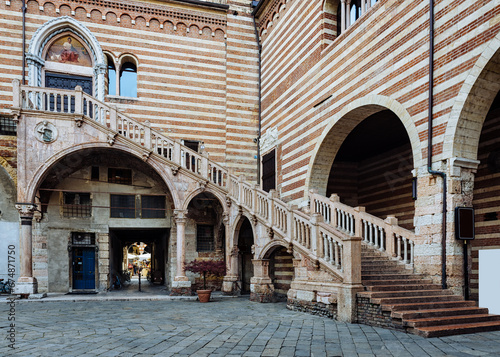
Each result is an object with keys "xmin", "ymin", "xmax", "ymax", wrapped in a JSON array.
[{"xmin": 34, "ymin": 121, "xmax": 58, "ymax": 143}]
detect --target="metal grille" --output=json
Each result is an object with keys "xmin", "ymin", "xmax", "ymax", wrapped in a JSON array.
[
  {"xmin": 63, "ymin": 192, "xmax": 92, "ymax": 217},
  {"xmin": 0, "ymin": 117, "xmax": 17, "ymax": 136},
  {"xmin": 72, "ymin": 232, "xmax": 95, "ymax": 245},
  {"xmin": 141, "ymin": 195, "xmax": 166, "ymax": 218},
  {"xmin": 197, "ymin": 225, "xmax": 214, "ymax": 252},
  {"xmin": 110, "ymin": 194, "xmax": 136, "ymax": 218}
]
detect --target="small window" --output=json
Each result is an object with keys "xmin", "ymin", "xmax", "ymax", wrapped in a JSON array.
[
  {"xmin": 197, "ymin": 225, "xmax": 214, "ymax": 252},
  {"xmin": 108, "ymin": 168, "xmax": 132, "ymax": 185},
  {"xmin": 71, "ymin": 232, "xmax": 95, "ymax": 245},
  {"xmin": 120, "ymin": 62, "xmax": 137, "ymax": 97},
  {"xmin": 141, "ymin": 195, "xmax": 166, "ymax": 219},
  {"xmin": 183, "ymin": 140, "xmax": 200, "ymax": 152},
  {"xmin": 110, "ymin": 194, "xmax": 136, "ymax": 218},
  {"xmin": 0, "ymin": 117, "xmax": 17, "ymax": 136},
  {"xmin": 262, "ymin": 149, "xmax": 276, "ymax": 193},
  {"xmin": 91, "ymin": 166, "xmax": 100, "ymax": 181},
  {"xmin": 63, "ymin": 192, "xmax": 92, "ymax": 217}
]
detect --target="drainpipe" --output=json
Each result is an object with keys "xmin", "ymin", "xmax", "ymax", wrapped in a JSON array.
[
  {"xmin": 22, "ymin": 0, "xmax": 26, "ymax": 84},
  {"xmin": 428, "ymin": 0, "xmax": 447, "ymax": 290},
  {"xmin": 252, "ymin": 3, "xmax": 262, "ymax": 185}
]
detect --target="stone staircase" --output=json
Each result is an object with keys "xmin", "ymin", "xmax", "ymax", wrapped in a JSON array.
[{"xmin": 359, "ymin": 244, "xmax": 500, "ymax": 337}]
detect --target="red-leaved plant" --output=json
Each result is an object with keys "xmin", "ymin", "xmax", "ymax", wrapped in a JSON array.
[{"xmin": 184, "ymin": 259, "xmax": 226, "ymax": 290}]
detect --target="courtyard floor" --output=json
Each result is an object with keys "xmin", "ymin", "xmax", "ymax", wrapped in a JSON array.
[{"xmin": 1, "ymin": 295, "xmax": 500, "ymax": 356}]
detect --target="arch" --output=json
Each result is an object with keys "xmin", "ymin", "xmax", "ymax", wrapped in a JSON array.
[
  {"xmin": 181, "ymin": 186, "xmax": 228, "ymax": 213},
  {"xmin": 0, "ymin": 156, "xmax": 17, "ymax": 185},
  {"xmin": 306, "ymin": 95, "xmax": 421, "ymax": 197},
  {"xmin": 27, "ymin": 16, "xmax": 106, "ymax": 100},
  {"xmin": 258, "ymin": 238, "xmax": 291, "ymax": 260},
  {"xmin": 24, "ymin": 143, "xmax": 181, "ymax": 209},
  {"xmin": 444, "ymin": 33, "xmax": 500, "ymax": 162}
]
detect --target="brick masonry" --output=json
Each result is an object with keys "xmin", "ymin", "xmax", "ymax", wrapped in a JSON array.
[
  {"xmin": 287, "ymin": 298, "xmax": 337, "ymax": 320},
  {"xmin": 356, "ymin": 296, "xmax": 405, "ymax": 332}
]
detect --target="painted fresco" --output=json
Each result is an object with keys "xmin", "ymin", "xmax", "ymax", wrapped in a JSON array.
[{"xmin": 45, "ymin": 36, "xmax": 92, "ymax": 67}]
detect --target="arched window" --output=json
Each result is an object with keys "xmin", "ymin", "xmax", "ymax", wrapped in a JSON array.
[
  {"xmin": 106, "ymin": 55, "xmax": 116, "ymax": 96},
  {"xmin": 350, "ymin": 0, "xmax": 361, "ymax": 25},
  {"xmin": 119, "ymin": 62, "xmax": 137, "ymax": 98}
]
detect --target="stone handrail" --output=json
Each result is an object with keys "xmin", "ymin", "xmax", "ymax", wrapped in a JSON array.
[
  {"xmin": 14, "ymin": 83, "xmax": 229, "ymax": 189},
  {"xmin": 310, "ymin": 191, "xmax": 415, "ymax": 265}
]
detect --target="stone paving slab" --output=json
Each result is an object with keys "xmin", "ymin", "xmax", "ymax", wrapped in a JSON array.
[{"xmin": 1, "ymin": 297, "xmax": 500, "ymax": 356}]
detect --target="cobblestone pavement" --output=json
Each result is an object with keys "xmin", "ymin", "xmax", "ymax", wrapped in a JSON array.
[{"xmin": 2, "ymin": 297, "xmax": 500, "ymax": 357}]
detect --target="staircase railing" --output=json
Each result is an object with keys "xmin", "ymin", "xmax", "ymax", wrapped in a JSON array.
[
  {"xmin": 13, "ymin": 81, "xmax": 413, "ymax": 284},
  {"xmin": 310, "ymin": 191, "xmax": 415, "ymax": 265},
  {"xmin": 14, "ymin": 83, "xmax": 229, "ymax": 189}
]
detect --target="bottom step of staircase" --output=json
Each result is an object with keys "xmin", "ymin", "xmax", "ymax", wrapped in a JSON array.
[{"xmin": 409, "ymin": 320, "xmax": 500, "ymax": 338}]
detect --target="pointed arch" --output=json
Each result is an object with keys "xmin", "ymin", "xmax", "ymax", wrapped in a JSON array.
[{"xmin": 27, "ymin": 16, "xmax": 106, "ymax": 100}]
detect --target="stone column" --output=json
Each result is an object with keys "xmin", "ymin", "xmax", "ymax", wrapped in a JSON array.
[
  {"xmin": 94, "ymin": 62, "xmax": 107, "ymax": 101},
  {"xmin": 346, "ymin": 0, "xmax": 351, "ymax": 28},
  {"xmin": 222, "ymin": 213, "xmax": 240, "ymax": 295},
  {"xmin": 250, "ymin": 259, "xmax": 275, "ymax": 303},
  {"xmin": 13, "ymin": 203, "xmax": 38, "ymax": 296},
  {"xmin": 171, "ymin": 209, "xmax": 191, "ymax": 295}
]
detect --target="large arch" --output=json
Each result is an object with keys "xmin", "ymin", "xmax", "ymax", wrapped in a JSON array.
[
  {"xmin": 307, "ymin": 95, "xmax": 420, "ymax": 197},
  {"xmin": 23, "ymin": 142, "xmax": 181, "ymax": 209},
  {"xmin": 27, "ymin": 16, "xmax": 106, "ymax": 100},
  {"xmin": 444, "ymin": 34, "xmax": 500, "ymax": 162},
  {"xmin": 181, "ymin": 186, "xmax": 229, "ymax": 213}
]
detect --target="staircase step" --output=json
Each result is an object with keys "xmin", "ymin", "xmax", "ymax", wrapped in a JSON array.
[
  {"xmin": 411, "ymin": 320, "xmax": 500, "ymax": 338},
  {"xmin": 363, "ymin": 278, "xmax": 433, "ymax": 286},
  {"xmin": 373, "ymin": 294, "xmax": 462, "ymax": 305},
  {"xmin": 392, "ymin": 307, "xmax": 487, "ymax": 320},
  {"xmin": 405, "ymin": 314, "xmax": 500, "ymax": 328},
  {"xmin": 365, "ymin": 284, "xmax": 443, "ymax": 292},
  {"xmin": 362, "ymin": 273, "xmax": 424, "ymax": 280},
  {"xmin": 383, "ymin": 300, "xmax": 476, "ymax": 312},
  {"xmin": 362, "ymin": 289, "xmax": 452, "ymax": 299}
]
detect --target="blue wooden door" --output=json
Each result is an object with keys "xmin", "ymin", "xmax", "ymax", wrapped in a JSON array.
[{"xmin": 73, "ymin": 248, "xmax": 96, "ymax": 290}]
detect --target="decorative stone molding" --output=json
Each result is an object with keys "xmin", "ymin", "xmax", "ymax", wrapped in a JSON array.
[
  {"xmin": 74, "ymin": 115, "xmax": 84, "ymax": 127},
  {"xmin": 171, "ymin": 165, "xmax": 180, "ymax": 176},
  {"xmin": 260, "ymin": 126, "xmax": 279, "ymax": 154},
  {"xmin": 107, "ymin": 133, "xmax": 117, "ymax": 146},
  {"xmin": 449, "ymin": 157, "xmax": 480, "ymax": 177},
  {"xmin": 198, "ymin": 179, "xmax": 209, "ymax": 191},
  {"xmin": 142, "ymin": 150, "xmax": 152, "ymax": 162},
  {"xmin": 15, "ymin": 203, "xmax": 37, "ymax": 218}
]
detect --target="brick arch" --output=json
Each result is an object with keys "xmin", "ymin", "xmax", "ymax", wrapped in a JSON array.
[
  {"xmin": 444, "ymin": 34, "xmax": 500, "ymax": 162},
  {"xmin": 306, "ymin": 95, "xmax": 420, "ymax": 197},
  {"xmin": 23, "ymin": 142, "xmax": 181, "ymax": 209}
]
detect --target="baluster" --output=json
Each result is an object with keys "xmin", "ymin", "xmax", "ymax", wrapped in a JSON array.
[
  {"xmin": 410, "ymin": 241, "xmax": 414, "ymax": 265},
  {"xmin": 368, "ymin": 222, "xmax": 373, "ymax": 245},
  {"xmin": 379, "ymin": 227, "xmax": 385, "ymax": 251},
  {"xmin": 349, "ymin": 214, "xmax": 354, "ymax": 235},
  {"xmin": 334, "ymin": 243, "xmax": 340, "ymax": 269},
  {"xmin": 403, "ymin": 237, "xmax": 408, "ymax": 264},
  {"xmin": 397, "ymin": 235, "xmax": 402, "ymax": 260},
  {"xmin": 329, "ymin": 238, "xmax": 334, "ymax": 264}
]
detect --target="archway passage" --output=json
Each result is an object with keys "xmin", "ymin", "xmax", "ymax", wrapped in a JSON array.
[
  {"xmin": 238, "ymin": 218, "xmax": 254, "ymax": 294},
  {"xmin": 268, "ymin": 246, "xmax": 294, "ymax": 301},
  {"xmin": 471, "ymin": 91, "xmax": 500, "ymax": 303},
  {"xmin": 109, "ymin": 229, "xmax": 169, "ymax": 292},
  {"xmin": 327, "ymin": 110, "xmax": 415, "ymax": 229}
]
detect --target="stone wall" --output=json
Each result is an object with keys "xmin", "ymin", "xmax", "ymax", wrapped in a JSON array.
[{"xmin": 356, "ymin": 297, "xmax": 404, "ymax": 331}]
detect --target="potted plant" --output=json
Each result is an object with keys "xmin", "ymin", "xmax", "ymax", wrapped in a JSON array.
[{"xmin": 185, "ymin": 259, "xmax": 226, "ymax": 303}]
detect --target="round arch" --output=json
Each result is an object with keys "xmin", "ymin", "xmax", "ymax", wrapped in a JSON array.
[
  {"xmin": 181, "ymin": 186, "xmax": 229, "ymax": 213},
  {"xmin": 444, "ymin": 34, "xmax": 500, "ymax": 162},
  {"xmin": 258, "ymin": 238, "xmax": 293, "ymax": 260},
  {"xmin": 24, "ymin": 142, "xmax": 181, "ymax": 208},
  {"xmin": 27, "ymin": 16, "xmax": 106, "ymax": 100},
  {"xmin": 230, "ymin": 212, "xmax": 256, "ymax": 248},
  {"xmin": 306, "ymin": 95, "xmax": 421, "ymax": 197}
]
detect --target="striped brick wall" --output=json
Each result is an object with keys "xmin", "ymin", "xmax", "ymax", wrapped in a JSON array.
[
  {"xmin": 471, "ymin": 105, "xmax": 500, "ymax": 300},
  {"xmin": 0, "ymin": 0, "xmax": 257, "ymax": 176},
  {"xmin": 256, "ymin": 0, "xmax": 500, "ymax": 202}
]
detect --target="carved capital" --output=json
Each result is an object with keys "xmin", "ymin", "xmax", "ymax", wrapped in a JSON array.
[
  {"xmin": 251, "ymin": 215, "xmax": 258, "ymax": 226},
  {"xmin": 173, "ymin": 209, "xmax": 188, "ymax": 224},
  {"xmin": 223, "ymin": 212, "xmax": 230, "ymax": 224},
  {"xmin": 15, "ymin": 203, "xmax": 37, "ymax": 218},
  {"xmin": 230, "ymin": 246, "xmax": 239, "ymax": 257}
]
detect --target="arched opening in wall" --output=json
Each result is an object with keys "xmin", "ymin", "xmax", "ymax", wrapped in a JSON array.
[
  {"xmin": 119, "ymin": 59, "xmax": 137, "ymax": 98},
  {"xmin": 326, "ymin": 110, "xmax": 415, "ymax": 230},
  {"xmin": 267, "ymin": 246, "xmax": 294, "ymax": 301},
  {"xmin": 34, "ymin": 148, "xmax": 172, "ymax": 293},
  {"xmin": 42, "ymin": 32, "xmax": 94, "ymax": 95},
  {"xmin": 186, "ymin": 192, "xmax": 225, "ymax": 291},
  {"xmin": 323, "ymin": 0, "xmax": 340, "ymax": 45},
  {"xmin": 472, "ymin": 91, "xmax": 500, "ymax": 307},
  {"xmin": 237, "ymin": 217, "xmax": 254, "ymax": 294}
]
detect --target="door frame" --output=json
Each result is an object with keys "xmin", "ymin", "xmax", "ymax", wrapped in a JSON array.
[{"xmin": 68, "ymin": 233, "xmax": 98, "ymax": 293}]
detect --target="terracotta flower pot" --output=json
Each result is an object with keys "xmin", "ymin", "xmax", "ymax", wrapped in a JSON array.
[{"xmin": 197, "ymin": 289, "xmax": 211, "ymax": 303}]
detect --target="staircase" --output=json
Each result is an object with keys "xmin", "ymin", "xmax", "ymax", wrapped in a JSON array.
[{"xmin": 359, "ymin": 244, "xmax": 500, "ymax": 337}]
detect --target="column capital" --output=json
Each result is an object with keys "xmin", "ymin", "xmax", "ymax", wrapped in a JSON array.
[
  {"xmin": 15, "ymin": 203, "xmax": 37, "ymax": 219},
  {"xmin": 173, "ymin": 209, "xmax": 188, "ymax": 223}
]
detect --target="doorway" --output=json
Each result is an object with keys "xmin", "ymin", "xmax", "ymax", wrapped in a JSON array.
[
  {"xmin": 72, "ymin": 247, "xmax": 96, "ymax": 290},
  {"xmin": 238, "ymin": 219, "xmax": 254, "ymax": 294}
]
